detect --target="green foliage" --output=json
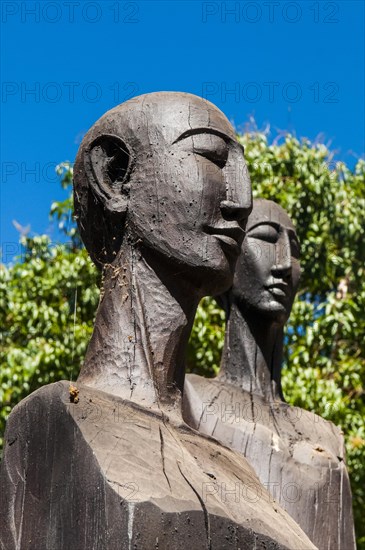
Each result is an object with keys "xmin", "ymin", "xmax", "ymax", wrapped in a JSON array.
[
  {"xmin": 49, "ymin": 162, "xmax": 82, "ymax": 248},
  {"xmin": 0, "ymin": 237, "xmax": 100, "ymax": 450},
  {"xmin": 1, "ymin": 135, "xmax": 364, "ymax": 547},
  {"xmin": 186, "ymin": 297, "xmax": 226, "ymax": 377}
]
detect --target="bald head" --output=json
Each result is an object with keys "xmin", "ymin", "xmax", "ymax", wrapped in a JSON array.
[
  {"xmin": 73, "ymin": 93, "xmax": 251, "ymax": 296},
  {"xmin": 77, "ymin": 92, "xmax": 236, "ymax": 151},
  {"xmin": 73, "ymin": 92, "xmax": 238, "ymax": 267},
  {"xmin": 246, "ymin": 199, "xmax": 296, "ymax": 233}
]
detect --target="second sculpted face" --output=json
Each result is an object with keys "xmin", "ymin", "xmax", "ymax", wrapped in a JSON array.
[{"xmin": 232, "ymin": 199, "xmax": 301, "ymax": 323}]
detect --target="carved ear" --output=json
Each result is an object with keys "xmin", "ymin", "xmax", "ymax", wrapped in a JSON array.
[{"xmin": 85, "ymin": 134, "xmax": 134, "ymax": 213}]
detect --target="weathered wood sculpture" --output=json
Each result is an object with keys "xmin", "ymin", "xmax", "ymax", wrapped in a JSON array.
[
  {"xmin": 0, "ymin": 95, "xmax": 317, "ymax": 549},
  {"xmin": 184, "ymin": 199, "xmax": 356, "ymax": 550}
]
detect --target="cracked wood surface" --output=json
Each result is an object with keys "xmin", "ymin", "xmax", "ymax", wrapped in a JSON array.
[
  {"xmin": 0, "ymin": 381, "xmax": 317, "ymax": 550},
  {"xmin": 183, "ymin": 374, "xmax": 356, "ymax": 550}
]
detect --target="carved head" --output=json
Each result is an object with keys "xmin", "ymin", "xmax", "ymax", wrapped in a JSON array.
[
  {"xmin": 227, "ymin": 199, "xmax": 301, "ymax": 323},
  {"xmin": 73, "ymin": 92, "xmax": 252, "ymax": 294}
]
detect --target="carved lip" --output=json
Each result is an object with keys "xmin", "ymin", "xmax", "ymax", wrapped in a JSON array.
[
  {"xmin": 204, "ymin": 225, "xmax": 245, "ymax": 255},
  {"xmin": 266, "ymin": 282, "xmax": 289, "ymax": 298}
]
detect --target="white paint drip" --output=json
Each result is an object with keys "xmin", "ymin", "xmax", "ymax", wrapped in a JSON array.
[
  {"xmin": 271, "ymin": 433, "xmax": 280, "ymax": 452},
  {"xmin": 128, "ymin": 501, "xmax": 135, "ymax": 550}
]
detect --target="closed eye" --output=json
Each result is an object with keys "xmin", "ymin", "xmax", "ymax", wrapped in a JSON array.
[
  {"xmin": 248, "ymin": 224, "xmax": 279, "ymax": 243},
  {"xmin": 194, "ymin": 147, "xmax": 228, "ymax": 169},
  {"xmin": 192, "ymin": 133, "xmax": 229, "ymax": 169},
  {"xmin": 174, "ymin": 131, "xmax": 230, "ymax": 169}
]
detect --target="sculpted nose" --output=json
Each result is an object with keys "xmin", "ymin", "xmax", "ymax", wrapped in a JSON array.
[
  {"xmin": 271, "ymin": 263, "xmax": 292, "ymax": 281},
  {"xmin": 223, "ymin": 151, "xmax": 252, "ymax": 223},
  {"xmin": 220, "ymin": 200, "xmax": 252, "ymax": 223},
  {"xmin": 272, "ymin": 233, "xmax": 292, "ymax": 280}
]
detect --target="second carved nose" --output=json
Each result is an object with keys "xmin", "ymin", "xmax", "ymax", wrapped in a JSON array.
[
  {"xmin": 271, "ymin": 263, "xmax": 292, "ymax": 281},
  {"xmin": 271, "ymin": 237, "xmax": 293, "ymax": 281},
  {"xmin": 220, "ymin": 200, "xmax": 252, "ymax": 223}
]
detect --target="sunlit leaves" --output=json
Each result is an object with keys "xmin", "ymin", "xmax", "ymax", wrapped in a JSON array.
[
  {"xmin": 0, "ymin": 237, "xmax": 99, "ymax": 452},
  {"xmin": 1, "ymin": 134, "xmax": 364, "ymax": 546}
]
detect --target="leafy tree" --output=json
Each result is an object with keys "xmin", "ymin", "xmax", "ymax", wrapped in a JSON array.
[
  {"xmin": 1, "ymin": 134, "xmax": 364, "ymax": 547},
  {"xmin": 0, "ymin": 162, "xmax": 100, "ymax": 450}
]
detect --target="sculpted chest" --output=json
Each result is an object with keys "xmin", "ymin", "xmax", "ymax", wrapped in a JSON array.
[{"xmin": 184, "ymin": 374, "xmax": 355, "ymax": 550}]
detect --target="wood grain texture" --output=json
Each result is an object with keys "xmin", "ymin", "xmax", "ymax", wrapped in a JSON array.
[
  {"xmin": 182, "ymin": 200, "xmax": 355, "ymax": 550},
  {"xmin": 184, "ymin": 374, "xmax": 356, "ymax": 550},
  {"xmin": 0, "ymin": 381, "xmax": 317, "ymax": 550}
]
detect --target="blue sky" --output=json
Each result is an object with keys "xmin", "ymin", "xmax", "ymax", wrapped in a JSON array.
[{"xmin": 1, "ymin": 0, "xmax": 364, "ymax": 261}]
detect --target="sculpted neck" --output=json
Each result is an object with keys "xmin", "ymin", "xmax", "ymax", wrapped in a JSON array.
[
  {"xmin": 77, "ymin": 242, "xmax": 200, "ymax": 420},
  {"xmin": 218, "ymin": 302, "xmax": 285, "ymax": 401}
]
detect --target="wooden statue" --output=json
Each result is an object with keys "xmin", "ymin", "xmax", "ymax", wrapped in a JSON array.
[
  {"xmin": 184, "ymin": 199, "xmax": 355, "ymax": 550},
  {"xmin": 0, "ymin": 96, "xmax": 316, "ymax": 549}
]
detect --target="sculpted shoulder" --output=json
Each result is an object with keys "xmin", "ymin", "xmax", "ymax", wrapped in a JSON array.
[{"xmin": 184, "ymin": 373, "xmax": 345, "ymax": 467}]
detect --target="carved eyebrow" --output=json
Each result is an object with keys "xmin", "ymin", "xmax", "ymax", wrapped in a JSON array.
[
  {"xmin": 172, "ymin": 127, "xmax": 242, "ymax": 150},
  {"xmin": 248, "ymin": 221, "xmax": 280, "ymax": 232}
]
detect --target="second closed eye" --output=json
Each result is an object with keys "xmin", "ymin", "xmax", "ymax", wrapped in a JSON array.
[
  {"xmin": 248, "ymin": 224, "xmax": 301, "ymax": 258},
  {"xmin": 248, "ymin": 224, "xmax": 279, "ymax": 243}
]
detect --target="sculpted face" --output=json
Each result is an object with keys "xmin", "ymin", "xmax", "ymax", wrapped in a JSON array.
[
  {"xmin": 231, "ymin": 199, "xmax": 301, "ymax": 323},
  {"xmin": 74, "ymin": 92, "xmax": 252, "ymax": 294}
]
